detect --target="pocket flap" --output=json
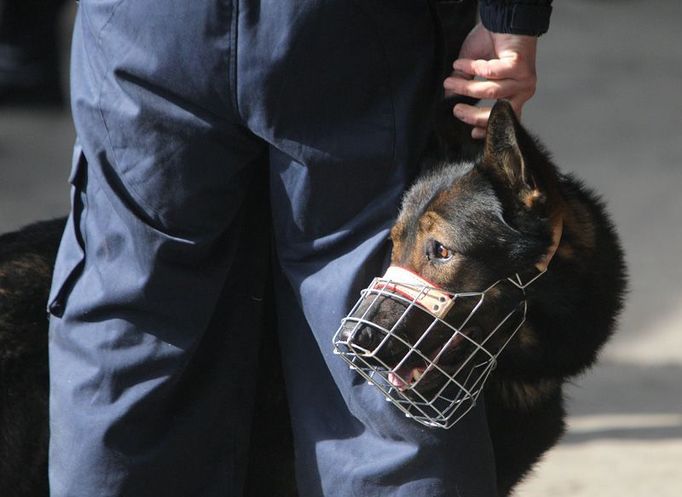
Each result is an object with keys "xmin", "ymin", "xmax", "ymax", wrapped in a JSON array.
[{"xmin": 47, "ymin": 146, "xmax": 88, "ymax": 318}]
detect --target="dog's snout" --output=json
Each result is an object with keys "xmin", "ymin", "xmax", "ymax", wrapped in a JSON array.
[
  {"xmin": 338, "ymin": 289, "xmax": 426, "ymax": 362},
  {"xmin": 338, "ymin": 322, "xmax": 381, "ymax": 355}
]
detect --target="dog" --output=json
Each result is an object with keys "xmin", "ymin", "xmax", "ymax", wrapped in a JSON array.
[
  {"xmin": 0, "ymin": 100, "xmax": 626, "ymax": 496},
  {"xmin": 337, "ymin": 100, "xmax": 627, "ymax": 495}
]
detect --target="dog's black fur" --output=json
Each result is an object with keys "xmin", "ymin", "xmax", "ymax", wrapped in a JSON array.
[
  {"xmin": 0, "ymin": 220, "xmax": 62, "ymax": 497},
  {"xmin": 0, "ymin": 101, "xmax": 625, "ymax": 496}
]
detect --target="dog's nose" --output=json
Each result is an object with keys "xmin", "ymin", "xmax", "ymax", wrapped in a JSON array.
[{"xmin": 338, "ymin": 323, "xmax": 381, "ymax": 355}]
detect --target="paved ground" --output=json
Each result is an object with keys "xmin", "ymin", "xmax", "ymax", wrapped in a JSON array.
[
  {"xmin": 515, "ymin": 1, "xmax": 682, "ymax": 495},
  {"xmin": 0, "ymin": 1, "xmax": 680, "ymax": 496}
]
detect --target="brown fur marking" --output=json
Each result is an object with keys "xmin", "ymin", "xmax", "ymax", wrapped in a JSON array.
[
  {"xmin": 516, "ymin": 322, "xmax": 537, "ymax": 349},
  {"xmin": 555, "ymin": 195, "xmax": 597, "ymax": 260},
  {"xmin": 522, "ymin": 189, "xmax": 543, "ymax": 209}
]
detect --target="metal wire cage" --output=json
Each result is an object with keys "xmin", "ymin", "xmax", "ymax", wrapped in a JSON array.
[{"xmin": 332, "ymin": 268, "xmax": 541, "ymax": 429}]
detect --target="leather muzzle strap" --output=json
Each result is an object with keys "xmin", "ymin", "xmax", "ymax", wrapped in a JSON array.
[{"xmin": 375, "ymin": 266, "xmax": 455, "ymax": 320}]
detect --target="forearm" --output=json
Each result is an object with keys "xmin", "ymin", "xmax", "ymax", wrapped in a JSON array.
[{"xmin": 479, "ymin": 0, "xmax": 554, "ymax": 36}]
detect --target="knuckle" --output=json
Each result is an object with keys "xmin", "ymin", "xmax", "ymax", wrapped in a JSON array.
[
  {"xmin": 507, "ymin": 53, "xmax": 522, "ymax": 67},
  {"xmin": 484, "ymin": 86, "xmax": 499, "ymax": 100},
  {"xmin": 477, "ymin": 64, "xmax": 491, "ymax": 79},
  {"xmin": 463, "ymin": 85, "xmax": 476, "ymax": 98}
]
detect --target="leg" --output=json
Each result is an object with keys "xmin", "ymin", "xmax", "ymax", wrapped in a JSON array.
[
  {"xmin": 48, "ymin": 1, "xmax": 269, "ymax": 495},
  {"xmin": 238, "ymin": 1, "xmax": 498, "ymax": 495}
]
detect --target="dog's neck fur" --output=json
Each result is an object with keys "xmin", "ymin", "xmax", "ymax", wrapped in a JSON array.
[{"xmin": 489, "ymin": 173, "xmax": 624, "ymax": 410}]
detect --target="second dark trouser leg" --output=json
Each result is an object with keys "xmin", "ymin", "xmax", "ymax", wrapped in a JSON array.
[{"xmin": 237, "ymin": 1, "xmax": 498, "ymax": 495}]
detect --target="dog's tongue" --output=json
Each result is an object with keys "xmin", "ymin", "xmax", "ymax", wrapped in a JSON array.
[
  {"xmin": 388, "ymin": 370, "xmax": 410, "ymax": 390},
  {"xmin": 388, "ymin": 366, "xmax": 424, "ymax": 391}
]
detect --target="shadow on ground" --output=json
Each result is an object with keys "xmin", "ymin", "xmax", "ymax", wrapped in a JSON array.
[{"xmin": 561, "ymin": 361, "xmax": 682, "ymax": 444}]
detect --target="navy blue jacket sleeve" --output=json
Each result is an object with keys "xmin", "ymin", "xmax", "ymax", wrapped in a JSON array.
[{"xmin": 479, "ymin": 1, "xmax": 553, "ymax": 36}]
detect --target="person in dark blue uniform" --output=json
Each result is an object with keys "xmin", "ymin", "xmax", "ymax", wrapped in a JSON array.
[{"xmin": 47, "ymin": 1, "xmax": 552, "ymax": 495}]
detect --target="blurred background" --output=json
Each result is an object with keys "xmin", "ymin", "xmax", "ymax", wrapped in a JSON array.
[
  {"xmin": 520, "ymin": 2, "xmax": 682, "ymax": 495},
  {"xmin": 1, "ymin": 1, "xmax": 680, "ymax": 496}
]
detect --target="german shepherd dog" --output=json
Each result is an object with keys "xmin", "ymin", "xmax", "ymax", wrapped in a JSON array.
[
  {"xmin": 0, "ymin": 101, "xmax": 625, "ymax": 496},
  {"xmin": 336, "ymin": 100, "xmax": 627, "ymax": 494}
]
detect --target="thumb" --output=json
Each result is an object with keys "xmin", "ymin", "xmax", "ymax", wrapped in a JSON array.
[{"xmin": 456, "ymin": 23, "xmax": 495, "ymax": 63}]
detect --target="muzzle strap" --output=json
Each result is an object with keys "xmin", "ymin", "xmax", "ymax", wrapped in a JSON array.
[{"xmin": 377, "ymin": 266, "xmax": 455, "ymax": 319}]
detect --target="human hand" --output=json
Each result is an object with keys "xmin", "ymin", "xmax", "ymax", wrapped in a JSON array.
[{"xmin": 443, "ymin": 23, "xmax": 538, "ymax": 139}]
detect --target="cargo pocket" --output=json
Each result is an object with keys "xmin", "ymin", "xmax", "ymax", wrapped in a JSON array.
[{"xmin": 47, "ymin": 144, "xmax": 88, "ymax": 318}]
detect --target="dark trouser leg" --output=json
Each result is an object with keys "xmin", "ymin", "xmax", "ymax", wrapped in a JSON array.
[
  {"xmin": 236, "ymin": 1, "xmax": 498, "ymax": 495},
  {"xmin": 48, "ymin": 1, "xmax": 271, "ymax": 495}
]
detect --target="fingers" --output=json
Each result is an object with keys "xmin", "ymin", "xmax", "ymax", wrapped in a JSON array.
[
  {"xmin": 453, "ymin": 102, "xmax": 523, "ymax": 140},
  {"xmin": 452, "ymin": 58, "xmax": 517, "ymax": 80},
  {"xmin": 444, "ymin": 58, "xmax": 537, "ymax": 102},
  {"xmin": 453, "ymin": 103, "xmax": 489, "ymax": 139},
  {"xmin": 444, "ymin": 55, "xmax": 536, "ymax": 139},
  {"xmin": 447, "ymin": 26, "xmax": 539, "ymax": 139},
  {"xmin": 453, "ymin": 103, "xmax": 489, "ymax": 129},
  {"xmin": 453, "ymin": 103, "xmax": 488, "ymax": 139},
  {"xmin": 444, "ymin": 77, "xmax": 528, "ymax": 101}
]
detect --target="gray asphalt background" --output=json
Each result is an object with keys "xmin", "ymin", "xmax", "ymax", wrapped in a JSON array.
[{"xmin": 1, "ymin": 1, "xmax": 680, "ymax": 496}]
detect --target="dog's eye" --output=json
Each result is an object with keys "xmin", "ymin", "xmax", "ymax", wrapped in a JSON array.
[{"xmin": 433, "ymin": 241, "xmax": 452, "ymax": 261}]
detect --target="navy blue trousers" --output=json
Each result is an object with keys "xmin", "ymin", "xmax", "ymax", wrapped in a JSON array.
[{"xmin": 48, "ymin": 1, "xmax": 497, "ymax": 495}]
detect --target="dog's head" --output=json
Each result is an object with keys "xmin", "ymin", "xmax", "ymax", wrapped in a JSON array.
[{"xmin": 335, "ymin": 101, "xmax": 564, "ymax": 423}]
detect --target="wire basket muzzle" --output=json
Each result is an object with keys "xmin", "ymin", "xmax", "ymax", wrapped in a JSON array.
[{"xmin": 332, "ymin": 267, "xmax": 529, "ymax": 429}]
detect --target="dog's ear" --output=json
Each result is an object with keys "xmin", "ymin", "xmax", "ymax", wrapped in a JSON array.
[
  {"xmin": 480, "ymin": 100, "xmax": 564, "ymax": 271},
  {"xmin": 480, "ymin": 100, "xmax": 561, "ymax": 216}
]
